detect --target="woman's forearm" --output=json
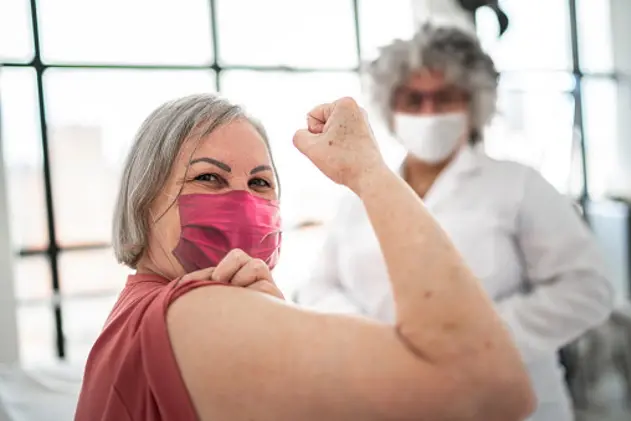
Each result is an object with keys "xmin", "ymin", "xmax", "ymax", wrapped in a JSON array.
[{"xmin": 353, "ymin": 166, "xmax": 520, "ymax": 364}]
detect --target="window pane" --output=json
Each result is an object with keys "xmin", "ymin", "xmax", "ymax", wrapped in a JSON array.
[
  {"xmin": 217, "ymin": 0, "xmax": 357, "ymax": 68},
  {"xmin": 582, "ymin": 78, "xmax": 618, "ymax": 199},
  {"xmin": 221, "ymin": 71, "xmax": 360, "ymax": 228},
  {"xmin": 0, "ymin": 0, "xmax": 33, "ymax": 61},
  {"xmin": 62, "ymin": 295, "xmax": 117, "ymax": 364},
  {"xmin": 14, "ymin": 255, "xmax": 52, "ymax": 302},
  {"xmin": 17, "ymin": 303, "xmax": 56, "ymax": 367},
  {"xmin": 499, "ymin": 71, "xmax": 576, "ymax": 92},
  {"xmin": 44, "ymin": 68, "xmax": 215, "ymax": 245},
  {"xmin": 481, "ymin": 0, "xmax": 572, "ymax": 71},
  {"xmin": 0, "ymin": 67, "xmax": 48, "ymax": 250},
  {"xmin": 38, "ymin": 0, "xmax": 213, "ymax": 65},
  {"xmin": 358, "ymin": 0, "xmax": 415, "ymax": 62},
  {"xmin": 59, "ymin": 248, "xmax": 131, "ymax": 295},
  {"xmin": 485, "ymin": 86, "xmax": 576, "ymax": 194},
  {"xmin": 577, "ymin": 0, "xmax": 614, "ymax": 73}
]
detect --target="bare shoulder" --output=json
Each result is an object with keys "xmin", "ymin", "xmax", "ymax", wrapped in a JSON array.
[
  {"xmin": 166, "ymin": 284, "xmax": 290, "ymax": 344},
  {"xmin": 167, "ymin": 283, "xmax": 241, "ymax": 321},
  {"xmin": 165, "ymin": 286, "xmax": 299, "ymax": 419}
]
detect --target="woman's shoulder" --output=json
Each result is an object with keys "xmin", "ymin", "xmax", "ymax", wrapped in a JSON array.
[
  {"xmin": 98, "ymin": 276, "xmax": 222, "ymax": 358},
  {"xmin": 478, "ymin": 154, "xmax": 561, "ymax": 200},
  {"xmin": 121, "ymin": 276, "xmax": 225, "ymax": 325},
  {"xmin": 479, "ymin": 154, "xmax": 538, "ymax": 184},
  {"xmin": 78, "ymin": 276, "xmax": 218, "ymax": 421},
  {"xmin": 471, "ymin": 153, "xmax": 563, "ymax": 214},
  {"xmin": 105, "ymin": 274, "xmax": 170, "ymax": 327}
]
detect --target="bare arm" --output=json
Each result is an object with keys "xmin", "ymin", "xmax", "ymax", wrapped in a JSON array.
[{"xmin": 167, "ymin": 98, "xmax": 534, "ymax": 421}]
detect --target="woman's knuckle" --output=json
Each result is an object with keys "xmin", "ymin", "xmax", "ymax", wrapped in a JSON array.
[{"xmin": 251, "ymin": 258, "xmax": 267, "ymax": 269}]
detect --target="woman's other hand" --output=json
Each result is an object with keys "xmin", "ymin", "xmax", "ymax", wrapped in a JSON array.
[{"xmin": 179, "ymin": 249, "xmax": 285, "ymax": 300}]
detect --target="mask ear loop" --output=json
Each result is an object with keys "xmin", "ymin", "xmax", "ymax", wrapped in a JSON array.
[
  {"xmin": 259, "ymin": 229, "xmax": 283, "ymax": 243},
  {"xmin": 257, "ymin": 195, "xmax": 283, "ymax": 248},
  {"xmin": 258, "ymin": 229, "xmax": 283, "ymax": 271}
]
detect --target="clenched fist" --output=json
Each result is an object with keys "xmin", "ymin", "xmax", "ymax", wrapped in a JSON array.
[{"xmin": 293, "ymin": 97, "xmax": 386, "ymax": 194}]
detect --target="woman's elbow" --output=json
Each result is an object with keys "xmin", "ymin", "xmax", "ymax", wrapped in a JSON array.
[
  {"xmin": 478, "ymin": 363, "xmax": 537, "ymax": 421},
  {"xmin": 373, "ymin": 370, "xmax": 535, "ymax": 421},
  {"xmin": 440, "ymin": 365, "xmax": 536, "ymax": 421},
  {"xmin": 455, "ymin": 341, "xmax": 536, "ymax": 421},
  {"xmin": 433, "ymin": 357, "xmax": 537, "ymax": 420},
  {"xmin": 367, "ymin": 349, "xmax": 535, "ymax": 421}
]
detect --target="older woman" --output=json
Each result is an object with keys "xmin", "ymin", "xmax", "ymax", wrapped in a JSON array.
[
  {"xmin": 74, "ymin": 93, "xmax": 534, "ymax": 421},
  {"xmin": 297, "ymin": 24, "xmax": 613, "ymax": 421}
]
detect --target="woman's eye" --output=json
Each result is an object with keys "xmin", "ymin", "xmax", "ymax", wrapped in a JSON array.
[
  {"xmin": 249, "ymin": 178, "xmax": 271, "ymax": 188},
  {"xmin": 194, "ymin": 173, "xmax": 220, "ymax": 183}
]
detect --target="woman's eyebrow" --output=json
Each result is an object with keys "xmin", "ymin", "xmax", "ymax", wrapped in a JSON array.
[
  {"xmin": 190, "ymin": 157, "xmax": 231, "ymax": 172},
  {"xmin": 250, "ymin": 165, "xmax": 273, "ymax": 175}
]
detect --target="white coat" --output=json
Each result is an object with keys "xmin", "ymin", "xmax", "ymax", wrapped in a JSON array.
[{"xmin": 298, "ymin": 145, "xmax": 614, "ymax": 421}]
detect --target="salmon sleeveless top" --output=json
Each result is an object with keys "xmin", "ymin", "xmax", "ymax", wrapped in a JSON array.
[{"xmin": 74, "ymin": 273, "xmax": 220, "ymax": 421}]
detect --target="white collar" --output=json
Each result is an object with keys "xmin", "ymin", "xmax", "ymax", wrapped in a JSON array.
[{"xmin": 397, "ymin": 144, "xmax": 484, "ymax": 178}]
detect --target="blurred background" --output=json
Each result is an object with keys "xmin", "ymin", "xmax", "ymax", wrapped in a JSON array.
[{"xmin": 0, "ymin": 0, "xmax": 630, "ymax": 420}]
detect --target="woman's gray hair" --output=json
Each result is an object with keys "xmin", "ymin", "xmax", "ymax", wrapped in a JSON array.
[
  {"xmin": 112, "ymin": 93, "xmax": 276, "ymax": 268},
  {"xmin": 365, "ymin": 23, "xmax": 499, "ymax": 143}
]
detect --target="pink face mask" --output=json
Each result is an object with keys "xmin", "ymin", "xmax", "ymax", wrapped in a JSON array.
[{"xmin": 172, "ymin": 190, "xmax": 282, "ymax": 273}]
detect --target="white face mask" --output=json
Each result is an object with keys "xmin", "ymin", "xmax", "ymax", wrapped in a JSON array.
[{"xmin": 394, "ymin": 112, "xmax": 468, "ymax": 163}]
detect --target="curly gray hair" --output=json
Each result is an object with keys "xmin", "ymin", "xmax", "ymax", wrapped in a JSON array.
[{"xmin": 365, "ymin": 23, "xmax": 499, "ymax": 143}]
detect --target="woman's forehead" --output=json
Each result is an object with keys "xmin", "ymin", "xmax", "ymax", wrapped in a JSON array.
[
  {"xmin": 402, "ymin": 70, "xmax": 447, "ymax": 89},
  {"xmin": 178, "ymin": 120, "xmax": 272, "ymax": 167}
]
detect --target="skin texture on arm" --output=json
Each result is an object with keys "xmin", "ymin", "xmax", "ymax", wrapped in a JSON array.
[
  {"xmin": 169, "ymin": 286, "xmax": 512, "ymax": 421},
  {"xmin": 167, "ymin": 98, "xmax": 535, "ymax": 421},
  {"xmin": 496, "ymin": 167, "xmax": 614, "ymax": 362}
]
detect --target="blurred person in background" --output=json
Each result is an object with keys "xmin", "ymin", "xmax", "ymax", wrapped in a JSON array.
[
  {"xmin": 297, "ymin": 24, "xmax": 614, "ymax": 421},
  {"xmin": 74, "ymin": 93, "xmax": 535, "ymax": 421}
]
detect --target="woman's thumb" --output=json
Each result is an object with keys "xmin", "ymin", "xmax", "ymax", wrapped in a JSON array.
[{"xmin": 292, "ymin": 129, "xmax": 318, "ymax": 154}]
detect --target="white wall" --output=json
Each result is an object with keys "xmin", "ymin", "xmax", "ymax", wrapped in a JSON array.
[{"xmin": 0, "ymin": 84, "xmax": 19, "ymax": 365}]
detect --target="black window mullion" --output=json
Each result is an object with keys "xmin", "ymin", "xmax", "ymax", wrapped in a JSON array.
[
  {"xmin": 568, "ymin": 0, "xmax": 589, "ymax": 208},
  {"xmin": 209, "ymin": 0, "xmax": 222, "ymax": 91},
  {"xmin": 352, "ymin": 0, "xmax": 363, "ymax": 67},
  {"xmin": 28, "ymin": 0, "xmax": 66, "ymax": 359},
  {"xmin": 1, "ymin": 62, "xmax": 358, "ymax": 73},
  {"xmin": 19, "ymin": 243, "xmax": 111, "ymax": 257}
]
